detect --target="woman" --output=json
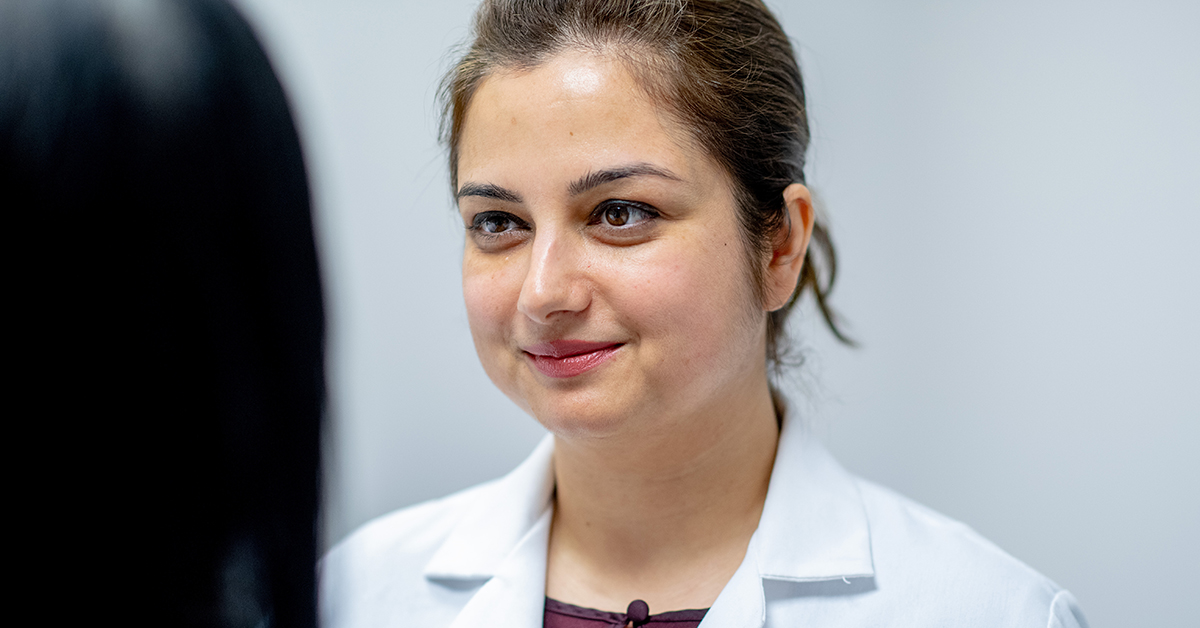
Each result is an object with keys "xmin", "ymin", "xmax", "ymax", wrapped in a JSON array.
[{"xmin": 322, "ymin": 1, "xmax": 1087, "ymax": 626}]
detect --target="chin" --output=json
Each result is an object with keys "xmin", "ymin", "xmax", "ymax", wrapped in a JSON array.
[
  {"xmin": 523, "ymin": 389, "xmax": 641, "ymax": 441},
  {"xmin": 487, "ymin": 356, "xmax": 660, "ymax": 440}
]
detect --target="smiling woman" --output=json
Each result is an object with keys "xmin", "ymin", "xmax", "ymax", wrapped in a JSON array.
[
  {"xmin": 457, "ymin": 50, "xmax": 795, "ymax": 443},
  {"xmin": 320, "ymin": 2, "xmax": 1089, "ymax": 627}
]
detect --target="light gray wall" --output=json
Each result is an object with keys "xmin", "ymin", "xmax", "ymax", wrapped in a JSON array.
[{"xmin": 234, "ymin": 1, "xmax": 1199, "ymax": 625}]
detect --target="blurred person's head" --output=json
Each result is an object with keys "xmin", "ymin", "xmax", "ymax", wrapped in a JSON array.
[{"xmin": 2, "ymin": 1, "xmax": 324, "ymax": 626}]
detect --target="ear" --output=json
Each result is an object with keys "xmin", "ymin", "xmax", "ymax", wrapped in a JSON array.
[{"xmin": 764, "ymin": 183, "xmax": 814, "ymax": 312}]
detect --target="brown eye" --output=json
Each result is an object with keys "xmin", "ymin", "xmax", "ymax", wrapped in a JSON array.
[
  {"xmin": 471, "ymin": 211, "xmax": 528, "ymax": 234},
  {"xmin": 590, "ymin": 200, "xmax": 658, "ymax": 229},
  {"xmin": 481, "ymin": 215, "xmax": 510, "ymax": 233},
  {"xmin": 604, "ymin": 205, "xmax": 629, "ymax": 226}
]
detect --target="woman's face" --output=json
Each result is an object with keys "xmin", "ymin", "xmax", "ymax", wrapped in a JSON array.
[{"xmin": 457, "ymin": 51, "xmax": 771, "ymax": 439}]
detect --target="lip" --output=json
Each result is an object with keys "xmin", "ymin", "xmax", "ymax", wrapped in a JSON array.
[{"xmin": 522, "ymin": 340, "xmax": 623, "ymax": 378}]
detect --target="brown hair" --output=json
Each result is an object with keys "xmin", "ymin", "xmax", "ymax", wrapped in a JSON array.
[{"xmin": 441, "ymin": 0, "xmax": 852, "ymax": 372}]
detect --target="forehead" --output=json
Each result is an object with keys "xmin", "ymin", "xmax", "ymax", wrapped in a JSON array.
[{"xmin": 457, "ymin": 51, "xmax": 718, "ymax": 191}]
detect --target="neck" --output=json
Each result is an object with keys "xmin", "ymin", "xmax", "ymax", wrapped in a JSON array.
[{"xmin": 545, "ymin": 372, "xmax": 780, "ymax": 613}]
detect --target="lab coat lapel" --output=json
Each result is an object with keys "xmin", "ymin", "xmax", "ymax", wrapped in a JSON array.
[
  {"xmin": 700, "ymin": 417, "xmax": 874, "ymax": 627},
  {"xmin": 754, "ymin": 418, "xmax": 874, "ymax": 581},
  {"xmin": 425, "ymin": 434, "xmax": 556, "ymax": 628},
  {"xmin": 446, "ymin": 507, "xmax": 553, "ymax": 628},
  {"xmin": 425, "ymin": 436, "xmax": 556, "ymax": 579}
]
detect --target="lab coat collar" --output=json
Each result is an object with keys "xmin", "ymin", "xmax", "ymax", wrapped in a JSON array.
[
  {"xmin": 423, "ymin": 435, "xmax": 556, "ymax": 580},
  {"xmin": 422, "ymin": 417, "xmax": 874, "ymax": 625},
  {"xmin": 424, "ymin": 436, "xmax": 555, "ymax": 628},
  {"xmin": 753, "ymin": 417, "xmax": 875, "ymax": 582}
]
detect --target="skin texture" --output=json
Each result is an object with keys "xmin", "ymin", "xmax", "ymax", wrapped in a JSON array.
[{"xmin": 457, "ymin": 50, "xmax": 813, "ymax": 613}]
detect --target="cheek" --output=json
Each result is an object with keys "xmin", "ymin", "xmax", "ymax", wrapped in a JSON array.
[
  {"xmin": 610, "ymin": 236, "xmax": 761, "ymax": 374},
  {"xmin": 462, "ymin": 252, "xmax": 543, "ymax": 418},
  {"xmin": 462, "ymin": 254, "xmax": 521, "ymax": 345}
]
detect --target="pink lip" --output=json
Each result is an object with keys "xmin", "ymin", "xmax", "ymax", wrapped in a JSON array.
[{"xmin": 522, "ymin": 340, "xmax": 623, "ymax": 378}]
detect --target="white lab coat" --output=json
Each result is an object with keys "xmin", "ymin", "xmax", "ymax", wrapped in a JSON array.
[{"xmin": 321, "ymin": 418, "xmax": 1089, "ymax": 628}]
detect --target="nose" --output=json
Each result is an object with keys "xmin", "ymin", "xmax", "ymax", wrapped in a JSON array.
[{"xmin": 517, "ymin": 228, "xmax": 590, "ymax": 323}]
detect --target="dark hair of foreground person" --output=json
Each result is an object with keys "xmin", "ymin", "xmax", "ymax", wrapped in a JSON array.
[{"xmin": 2, "ymin": 1, "xmax": 324, "ymax": 626}]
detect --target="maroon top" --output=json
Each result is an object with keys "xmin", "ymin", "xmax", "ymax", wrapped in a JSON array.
[{"xmin": 544, "ymin": 598, "xmax": 708, "ymax": 628}]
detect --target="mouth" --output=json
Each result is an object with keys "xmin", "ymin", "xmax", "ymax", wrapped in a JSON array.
[{"xmin": 522, "ymin": 340, "xmax": 624, "ymax": 379}]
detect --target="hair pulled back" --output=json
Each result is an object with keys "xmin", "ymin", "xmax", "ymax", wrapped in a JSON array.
[{"xmin": 442, "ymin": 0, "xmax": 851, "ymax": 372}]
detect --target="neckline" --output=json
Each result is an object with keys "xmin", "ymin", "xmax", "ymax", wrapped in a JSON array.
[{"xmin": 544, "ymin": 597, "xmax": 709, "ymax": 622}]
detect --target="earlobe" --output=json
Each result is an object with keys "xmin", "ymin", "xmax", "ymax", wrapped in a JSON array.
[{"xmin": 765, "ymin": 183, "xmax": 814, "ymax": 312}]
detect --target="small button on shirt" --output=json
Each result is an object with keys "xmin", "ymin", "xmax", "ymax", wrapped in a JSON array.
[{"xmin": 320, "ymin": 419, "xmax": 1089, "ymax": 628}]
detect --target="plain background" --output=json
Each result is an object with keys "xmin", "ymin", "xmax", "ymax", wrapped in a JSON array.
[{"xmin": 232, "ymin": 0, "xmax": 1198, "ymax": 625}]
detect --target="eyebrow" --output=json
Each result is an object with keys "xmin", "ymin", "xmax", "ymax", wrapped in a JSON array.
[
  {"xmin": 568, "ymin": 163, "xmax": 682, "ymax": 196},
  {"xmin": 456, "ymin": 162, "xmax": 681, "ymax": 204},
  {"xmin": 456, "ymin": 183, "xmax": 523, "ymax": 203}
]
